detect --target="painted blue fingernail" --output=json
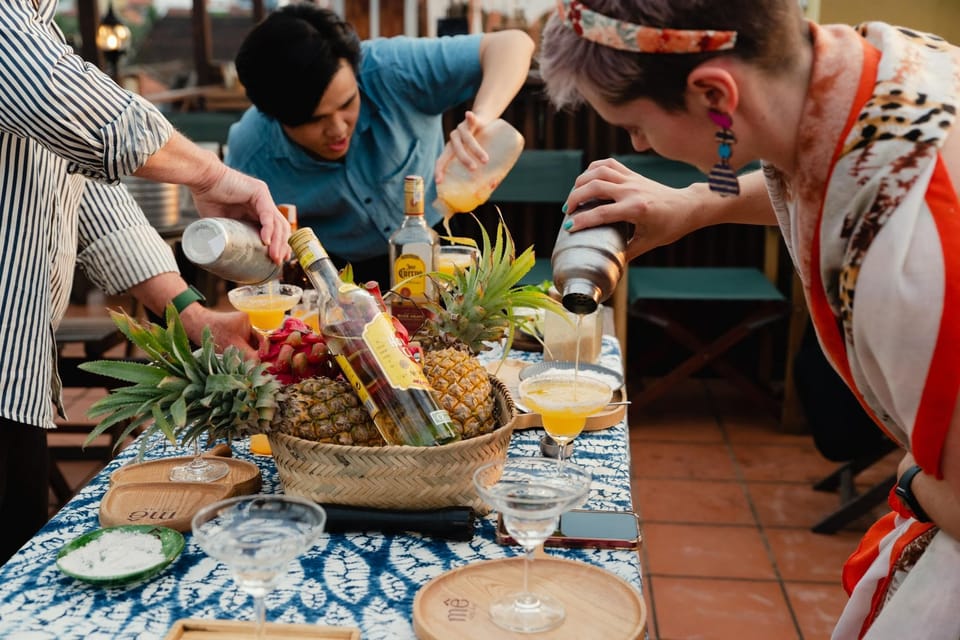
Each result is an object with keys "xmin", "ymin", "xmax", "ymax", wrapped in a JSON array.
[
  {"xmin": 562, "ymin": 219, "xmax": 573, "ymax": 230},
  {"xmin": 561, "ymin": 203, "xmax": 568, "ymax": 214}
]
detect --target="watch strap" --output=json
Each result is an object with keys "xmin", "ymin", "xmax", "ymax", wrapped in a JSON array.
[
  {"xmin": 171, "ymin": 285, "xmax": 206, "ymax": 313},
  {"xmin": 895, "ymin": 464, "xmax": 931, "ymax": 523}
]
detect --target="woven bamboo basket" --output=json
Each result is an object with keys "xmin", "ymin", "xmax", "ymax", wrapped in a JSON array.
[{"xmin": 268, "ymin": 376, "xmax": 516, "ymax": 514}]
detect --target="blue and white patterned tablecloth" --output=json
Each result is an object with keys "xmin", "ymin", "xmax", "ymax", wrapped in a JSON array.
[{"xmin": 0, "ymin": 336, "xmax": 640, "ymax": 639}]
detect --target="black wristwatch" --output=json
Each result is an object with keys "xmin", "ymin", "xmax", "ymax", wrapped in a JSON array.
[
  {"xmin": 895, "ymin": 464, "xmax": 932, "ymax": 523},
  {"xmin": 171, "ymin": 285, "xmax": 206, "ymax": 313}
]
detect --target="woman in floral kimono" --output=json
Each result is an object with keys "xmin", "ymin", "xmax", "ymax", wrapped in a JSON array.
[{"xmin": 539, "ymin": 1, "xmax": 960, "ymax": 638}]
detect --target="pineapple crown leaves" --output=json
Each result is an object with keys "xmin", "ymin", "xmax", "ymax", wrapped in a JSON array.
[
  {"xmin": 77, "ymin": 304, "xmax": 281, "ymax": 459},
  {"xmin": 420, "ymin": 210, "xmax": 565, "ymax": 354}
]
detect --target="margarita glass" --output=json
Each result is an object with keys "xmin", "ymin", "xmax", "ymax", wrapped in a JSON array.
[
  {"xmin": 227, "ymin": 283, "xmax": 303, "ymax": 335},
  {"xmin": 473, "ymin": 457, "xmax": 591, "ymax": 633},
  {"xmin": 518, "ymin": 373, "xmax": 613, "ymax": 467},
  {"xmin": 191, "ymin": 495, "xmax": 326, "ymax": 640}
]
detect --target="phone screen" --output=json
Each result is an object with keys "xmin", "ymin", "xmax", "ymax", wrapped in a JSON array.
[
  {"xmin": 558, "ymin": 510, "xmax": 639, "ymax": 542},
  {"xmin": 497, "ymin": 509, "xmax": 641, "ymax": 549}
]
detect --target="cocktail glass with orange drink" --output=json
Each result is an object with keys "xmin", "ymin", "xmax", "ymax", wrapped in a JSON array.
[
  {"xmin": 227, "ymin": 282, "xmax": 303, "ymax": 335},
  {"xmin": 436, "ymin": 245, "xmax": 479, "ymax": 276},
  {"xmin": 518, "ymin": 373, "xmax": 613, "ymax": 468}
]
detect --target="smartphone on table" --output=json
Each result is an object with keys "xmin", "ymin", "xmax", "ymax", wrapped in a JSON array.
[{"xmin": 496, "ymin": 509, "xmax": 641, "ymax": 550}]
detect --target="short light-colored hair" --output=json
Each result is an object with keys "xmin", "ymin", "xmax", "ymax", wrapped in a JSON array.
[{"xmin": 539, "ymin": 0, "xmax": 807, "ymax": 112}]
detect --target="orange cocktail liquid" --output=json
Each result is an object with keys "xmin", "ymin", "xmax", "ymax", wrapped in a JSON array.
[
  {"xmin": 233, "ymin": 295, "xmax": 294, "ymax": 332},
  {"xmin": 437, "ymin": 252, "xmax": 475, "ymax": 276},
  {"xmin": 522, "ymin": 378, "xmax": 612, "ymax": 440},
  {"xmin": 291, "ymin": 307, "xmax": 321, "ymax": 332}
]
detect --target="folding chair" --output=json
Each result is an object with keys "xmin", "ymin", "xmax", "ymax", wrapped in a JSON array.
[
  {"xmin": 793, "ymin": 321, "xmax": 898, "ymax": 533},
  {"xmin": 491, "ymin": 149, "xmax": 630, "ymax": 353},
  {"xmin": 619, "ymin": 154, "xmax": 789, "ymax": 415}
]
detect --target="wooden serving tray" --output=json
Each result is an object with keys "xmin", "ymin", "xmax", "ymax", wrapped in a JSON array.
[
  {"xmin": 413, "ymin": 556, "xmax": 646, "ymax": 640},
  {"xmin": 110, "ymin": 455, "xmax": 262, "ymax": 495},
  {"xmin": 101, "ymin": 453, "xmax": 263, "ymax": 532},
  {"xmin": 99, "ymin": 482, "xmax": 232, "ymax": 531},
  {"xmin": 164, "ymin": 619, "xmax": 360, "ymax": 639}
]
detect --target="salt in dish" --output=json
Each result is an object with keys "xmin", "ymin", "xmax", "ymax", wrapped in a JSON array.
[{"xmin": 56, "ymin": 525, "xmax": 184, "ymax": 586}]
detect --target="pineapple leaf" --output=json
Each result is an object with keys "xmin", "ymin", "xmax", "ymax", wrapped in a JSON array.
[
  {"xmin": 170, "ymin": 395, "xmax": 188, "ymax": 429},
  {"xmin": 151, "ymin": 404, "xmax": 177, "ymax": 445},
  {"xmin": 77, "ymin": 360, "xmax": 167, "ymax": 385},
  {"xmin": 205, "ymin": 373, "xmax": 248, "ymax": 394}
]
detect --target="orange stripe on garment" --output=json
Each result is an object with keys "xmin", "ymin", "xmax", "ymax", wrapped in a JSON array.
[
  {"xmin": 911, "ymin": 156, "xmax": 960, "ymax": 478},
  {"xmin": 842, "ymin": 511, "xmax": 896, "ymax": 596},
  {"xmin": 856, "ymin": 520, "xmax": 936, "ymax": 639},
  {"xmin": 809, "ymin": 39, "xmax": 886, "ymax": 431}
]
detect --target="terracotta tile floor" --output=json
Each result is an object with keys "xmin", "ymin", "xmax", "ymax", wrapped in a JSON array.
[
  {"xmin": 629, "ymin": 378, "xmax": 900, "ymax": 640},
  {"xmin": 49, "ymin": 295, "xmax": 902, "ymax": 639}
]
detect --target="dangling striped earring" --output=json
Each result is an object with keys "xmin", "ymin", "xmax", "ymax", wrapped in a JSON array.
[{"xmin": 708, "ymin": 109, "xmax": 740, "ymax": 197}]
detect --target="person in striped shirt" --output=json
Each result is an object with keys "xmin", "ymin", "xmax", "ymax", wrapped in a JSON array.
[
  {"xmin": 540, "ymin": 1, "xmax": 960, "ymax": 638},
  {"xmin": 0, "ymin": 1, "xmax": 291, "ymax": 563}
]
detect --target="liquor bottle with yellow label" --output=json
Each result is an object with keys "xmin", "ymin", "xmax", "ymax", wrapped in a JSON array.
[
  {"xmin": 289, "ymin": 228, "xmax": 459, "ymax": 446},
  {"xmin": 388, "ymin": 175, "xmax": 437, "ymax": 334}
]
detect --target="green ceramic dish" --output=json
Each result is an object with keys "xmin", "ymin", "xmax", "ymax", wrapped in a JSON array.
[{"xmin": 56, "ymin": 525, "xmax": 184, "ymax": 587}]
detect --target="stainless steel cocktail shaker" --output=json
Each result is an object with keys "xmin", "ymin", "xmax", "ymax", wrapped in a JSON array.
[{"xmin": 551, "ymin": 201, "xmax": 632, "ymax": 314}]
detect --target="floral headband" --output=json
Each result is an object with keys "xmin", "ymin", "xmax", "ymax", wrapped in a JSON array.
[{"xmin": 556, "ymin": 0, "xmax": 738, "ymax": 54}]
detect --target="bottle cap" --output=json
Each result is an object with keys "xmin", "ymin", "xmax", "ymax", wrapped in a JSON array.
[
  {"xmin": 404, "ymin": 176, "xmax": 424, "ymax": 216},
  {"xmin": 289, "ymin": 227, "xmax": 328, "ymax": 259},
  {"xmin": 278, "ymin": 203, "xmax": 298, "ymax": 229}
]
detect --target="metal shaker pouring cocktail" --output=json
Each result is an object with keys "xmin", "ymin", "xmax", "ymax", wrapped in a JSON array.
[{"xmin": 551, "ymin": 200, "xmax": 633, "ymax": 314}]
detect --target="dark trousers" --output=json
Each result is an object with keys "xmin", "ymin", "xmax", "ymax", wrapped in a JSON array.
[{"xmin": 0, "ymin": 419, "xmax": 49, "ymax": 564}]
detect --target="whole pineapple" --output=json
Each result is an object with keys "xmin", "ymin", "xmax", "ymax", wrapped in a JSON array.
[
  {"xmin": 412, "ymin": 215, "xmax": 565, "ymax": 438},
  {"xmin": 79, "ymin": 306, "xmax": 384, "ymax": 458},
  {"xmin": 278, "ymin": 377, "xmax": 384, "ymax": 446}
]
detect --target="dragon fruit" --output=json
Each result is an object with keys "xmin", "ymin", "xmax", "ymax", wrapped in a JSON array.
[{"xmin": 259, "ymin": 317, "xmax": 339, "ymax": 384}]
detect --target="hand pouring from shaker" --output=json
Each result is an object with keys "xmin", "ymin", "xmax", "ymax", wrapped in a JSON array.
[{"xmin": 551, "ymin": 200, "xmax": 633, "ymax": 314}]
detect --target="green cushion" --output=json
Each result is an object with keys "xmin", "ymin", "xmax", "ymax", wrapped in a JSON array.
[
  {"xmin": 519, "ymin": 257, "xmax": 553, "ymax": 286},
  {"xmin": 492, "ymin": 150, "xmax": 583, "ymax": 204},
  {"xmin": 629, "ymin": 267, "xmax": 784, "ymax": 302},
  {"xmin": 612, "ymin": 154, "xmax": 761, "ymax": 189},
  {"xmin": 165, "ymin": 111, "xmax": 242, "ymax": 145}
]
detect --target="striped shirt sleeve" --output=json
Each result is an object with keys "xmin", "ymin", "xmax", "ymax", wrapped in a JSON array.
[
  {"xmin": 76, "ymin": 181, "xmax": 179, "ymax": 295},
  {"xmin": 0, "ymin": 3, "xmax": 172, "ymax": 182}
]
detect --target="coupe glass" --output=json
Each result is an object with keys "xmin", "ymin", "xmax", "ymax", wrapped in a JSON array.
[
  {"xmin": 168, "ymin": 434, "xmax": 230, "ymax": 483},
  {"xmin": 518, "ymin": 373, "xmax": 613, "ymax": 468},
  {"xmin": 227, "ymin": 282, "xmax": 303, "ymax": 335},
  {"xmin": 191, "ymin": 495, "xmax": 327, "ymax": 640},
  {"xmin": 473, "ymin": 457, "xmax": 592, "ymax": 633},
  {"xmin": 436, "ymin": 245, "xmax": 479, "ymax": 276}
]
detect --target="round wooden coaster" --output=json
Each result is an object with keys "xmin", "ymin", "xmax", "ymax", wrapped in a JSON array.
[{"xmin": 413, "ymin": 557, "xmax": 646, "ymax": 640}]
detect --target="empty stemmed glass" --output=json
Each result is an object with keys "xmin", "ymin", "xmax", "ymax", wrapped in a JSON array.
[
  {"xmin": 191, "ymin": 495, "xmax": 327, "ymax": 640},
  {"xmin": 473, "ymin": 457, "xmax": 592, "ymax": 633},
  {"xmin": 168, "ymin": 428, "xmax": 230, "ymax": 482}
]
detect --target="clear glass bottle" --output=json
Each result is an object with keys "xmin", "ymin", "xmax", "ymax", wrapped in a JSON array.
[
  {"xmin": 433, "ymin": 118, "xmax": 524, "ymax": 222},
  {"xmin": 388, "ymin": 176, "xmax": 438, "ymax": 334},
  {"xmin": 288, "ymin": 228, "xmax": 460, "ymax": 447}
]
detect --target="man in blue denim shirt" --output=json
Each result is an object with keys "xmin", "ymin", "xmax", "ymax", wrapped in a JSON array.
[{"xmin": 227, "ymin": 4, "xmax": 534, "ymax": 284}]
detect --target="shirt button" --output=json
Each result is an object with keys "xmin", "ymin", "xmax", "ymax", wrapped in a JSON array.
[{"xmin": 364, "ymin": 197, "xmax": 373, "ymax": 204}]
